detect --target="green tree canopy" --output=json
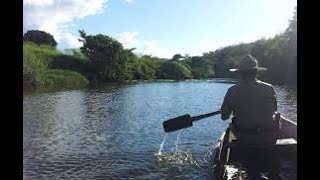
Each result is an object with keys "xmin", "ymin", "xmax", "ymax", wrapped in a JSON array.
[
  {"xmin": 23, "ymin": 30, "xmax": 57, "ymax": 47},
  {"xmin": 78, "ymin": 30, "xmax": 130, "ymax": 82},
  {"xmin": 159, "ymin": 61, "xmax": 191, "ymax": 80}
]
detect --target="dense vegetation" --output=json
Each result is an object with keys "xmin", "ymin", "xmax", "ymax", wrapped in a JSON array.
[
  {"xmin": 23, "ymin": 30, "xmax": 58, "ymax": 47},
  {"xmin": 23, "ymin": 42, "xmax": 89, "ymax": 89},
  {"xmin": 23, "ymin": 7, "xmax": 296, "ymax": 89},
  {"xmin": 190, "ymin": 7, "xmax": 297, "ymax": 85}
]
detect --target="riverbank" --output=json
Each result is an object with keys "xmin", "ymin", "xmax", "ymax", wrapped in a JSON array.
[
  {"xmin": 23, "ymin": 42, "xmax": 90, "ymax": 90},
  {"xmin": 24, "ymin": 36, "xmax": 296, "ymax": 93},
  {"xmin": 24, "ymin": 77, "xmax": 297, "ymax": 95}
]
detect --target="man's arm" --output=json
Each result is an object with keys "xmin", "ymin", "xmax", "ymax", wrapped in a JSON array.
[{"xmin": 221, "ymin": 89, "xmax": 232, "ymax": 121}]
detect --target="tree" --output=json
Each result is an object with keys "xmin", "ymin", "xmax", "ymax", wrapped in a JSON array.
[
  {"xmin": 159, "ymin": 61, "xmax": 191, "ymax": 80},
  {"xmin": 186, "ymin": 56, "xmax": 214, "ymax": 79},
  {"xmin": 78, "ymin": 30, "xmax": 130, "ymax": 82},
  {"xmin": 23, "ymin": 30, "xmax": 57, "ymax": 47},
  {"xmin": 285, "ymin": 7, "xmax": 297, "ymax": 45},
  {"xmin": 171, "ymin": 54, "xmax": 184, "ymax": 61},
  {"xmin": 188, "ymin": 6, "xmax": 297, "ymax": 85},
  {"xmin": 284, "ymin": 7, "xmax": 297, "ymax": 85},
  {"xmin": 64, "ymin": 48, "xmax": 87, "ymax": 60}
]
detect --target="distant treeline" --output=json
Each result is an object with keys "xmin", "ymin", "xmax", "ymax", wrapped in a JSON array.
[{"xmin": 23, "ymin": 7, "xmax": 296, "ymax": 89}]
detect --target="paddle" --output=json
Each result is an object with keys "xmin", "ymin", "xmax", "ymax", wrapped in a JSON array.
[{"xmin": 163, "ymin": 110, "xmax": 221, "ymax": 133}]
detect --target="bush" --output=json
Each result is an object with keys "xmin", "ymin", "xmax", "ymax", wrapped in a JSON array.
[
  {"xmin": 23, "ymin": 42, "xmax": 61, "ymax": 65},
  {"xmin": 159, "ymin": 61, "xmax": 191, "ymax": 80},
  {"xmin": 23, "ymin": 43, "xmax": 48, "ymax": 86},
  {"xmin": 51, "ymin": 54, "xmax": 88, "ymax": 74},
  {"xmin": 37, "ymin": 70, "xmax": 89, "ymax": 88},
  {"xmin": 23, "ymin": 30, "xmax": 58, "ymax": 47}
]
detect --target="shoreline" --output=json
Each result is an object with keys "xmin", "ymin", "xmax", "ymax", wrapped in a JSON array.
[{"xmin": 23, "ymin": 78, "xmax": 296, "ymax": 95}]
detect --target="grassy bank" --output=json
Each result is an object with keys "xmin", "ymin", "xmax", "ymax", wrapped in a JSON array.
[
  {"xmin": 37, "ymin": 70, "xmax": 89, "ymax": 88},
  {"xmin": 23, "ymin": 42, "xmax": 89, "ymax": 90}
]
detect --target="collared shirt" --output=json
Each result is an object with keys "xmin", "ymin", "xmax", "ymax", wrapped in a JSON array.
[{"xmin": 221, "ymin": 78, "xmax": 277, "ymax": 130}]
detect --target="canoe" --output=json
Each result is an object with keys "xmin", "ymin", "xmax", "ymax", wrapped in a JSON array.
[{"xmin": 208, "ymin": 117, "xmax": 297, "ymax": 180}]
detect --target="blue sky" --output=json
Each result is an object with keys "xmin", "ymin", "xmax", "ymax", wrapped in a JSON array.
[{"xmin": 23, "ymin": 0, "xmax": 297, "ymax": 58}]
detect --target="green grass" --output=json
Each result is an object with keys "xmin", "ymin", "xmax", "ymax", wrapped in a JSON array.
[
  {"xmin": 23, "ymin": 42, "xmax": 89, "ymax": 89},
  {"xmin": 23, "ymin": 42, "xmax": 49, "ymax": 86},
  {"xmin": 23, "ymin": 41, "xmax": 62, "ymax": 63},
  {"xmin": 37, "ymin": 70, "xmax": 89, "ymax": 88}
]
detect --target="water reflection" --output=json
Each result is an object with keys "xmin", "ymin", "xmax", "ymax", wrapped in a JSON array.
[
  {"xmin": 23, "ymin": 82, "xmax": 296, "ymax": 179},
  {"xmin": 274, "ymin": 86, "xmax": 297, "ymax": 121}
]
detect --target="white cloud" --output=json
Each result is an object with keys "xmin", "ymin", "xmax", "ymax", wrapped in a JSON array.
[
  {"xmin": 23, "ymin": 0, "xmax": 108, "ymax": 47},
  {"xmin": 61, "ymin": 33, "xmax": 83, "ymax": 48},
  {"xmin": 142, "ymin": 40, "xmax": 175, "ymax": 59},
  {"xmin": 117, "ymin": 32, "xmax": 139, "ymax": 49},
  {"xmin": 124, "ymin": 0, "xmax": 134, "ymax": 3},
  {"xmin": 23, "ymin": 0, "xmax": 55, "ymax": 7},
  {"xmin": 116, "ymin": 32, "xmax": 175, "ymax": 58}
]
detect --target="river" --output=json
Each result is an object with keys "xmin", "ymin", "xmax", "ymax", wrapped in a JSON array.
[{"xmin": 23, "ymin": 81, "xmax": 297, "ymax": 179}]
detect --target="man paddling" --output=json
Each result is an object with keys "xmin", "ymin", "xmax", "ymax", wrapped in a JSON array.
[
  {"xmin": 220, "ymin": 54, "xmax": 280, "ymax": 180},
  {"xmin": 221, "ymin": 54, "xmax": 278, "ymax": 145}
]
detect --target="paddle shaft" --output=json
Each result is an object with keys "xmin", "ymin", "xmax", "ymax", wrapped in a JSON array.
[{"xmin": 191, "ymin": 110, "xmax": 221, "ymax": 122}]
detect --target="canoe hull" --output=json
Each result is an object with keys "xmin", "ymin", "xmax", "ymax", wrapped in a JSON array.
[{"xmin": 207, "ymin": 117, "xmax": 297, "ymax": 180}]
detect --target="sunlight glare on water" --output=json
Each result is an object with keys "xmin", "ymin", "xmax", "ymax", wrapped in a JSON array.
[{"xmin": 23, "ymin": 81, "xmax": 296, "ymax": 179}]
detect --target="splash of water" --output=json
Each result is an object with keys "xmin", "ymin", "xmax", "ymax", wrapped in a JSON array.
[
  {"xmin": 156, "ymin": 130, "xmax": 195, "ymax": 165},
  {"xmin": 155, "ymin": 129, "xmax": 214, "ymax": 173},
  {"xmin": 203, "ymin": 143, "xmax": 215, "ymax": 164},
  {"xmin": 175, "ymin": 130, "xmax": 181, "ymax": 152},
  {"xmin": 156, "ymin": 150, "xmax": 194, "ymax": 165},
  {"xmin": 157, "ymin": 134, "xmax": 167, "ymax": 155}
]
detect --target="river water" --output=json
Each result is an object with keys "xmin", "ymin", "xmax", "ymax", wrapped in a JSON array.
[{"xmin": 23, "ymin": 81, "xmax": 297, "ymax": 179}]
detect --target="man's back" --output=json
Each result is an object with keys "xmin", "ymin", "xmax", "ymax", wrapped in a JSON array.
[{"xmin": 221, "ymin": 79, "xmax": 277, "ymax": 130}]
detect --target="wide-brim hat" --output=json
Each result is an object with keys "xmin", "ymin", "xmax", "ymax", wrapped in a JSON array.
[{"xmin": 229, "ymin": 54, "xmax": 267, "ymax": 72}]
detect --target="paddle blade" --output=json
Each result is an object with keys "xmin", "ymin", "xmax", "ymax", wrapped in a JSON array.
[{"xmin": 163, "ymin": 114, "xmax": 192, "ymax": 133}]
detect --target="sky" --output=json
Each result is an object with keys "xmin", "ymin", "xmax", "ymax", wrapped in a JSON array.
[{"xmin": 23, "ymin": 0, "xmax": 297, "ymax": 58}]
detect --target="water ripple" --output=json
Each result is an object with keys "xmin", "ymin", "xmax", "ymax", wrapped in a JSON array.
[{"xmin": 23, "ymin": 82, "xmax": 296, "ymax": 179}]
